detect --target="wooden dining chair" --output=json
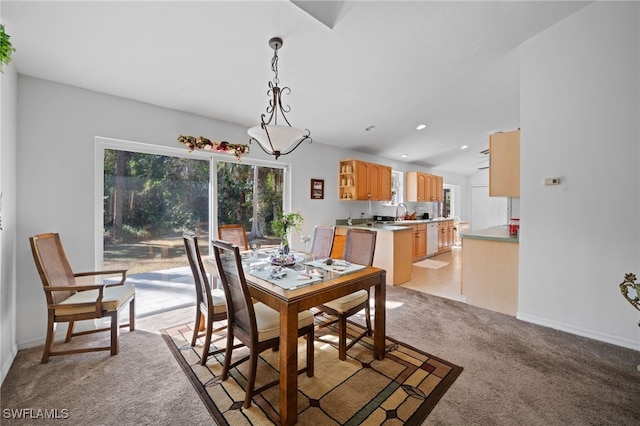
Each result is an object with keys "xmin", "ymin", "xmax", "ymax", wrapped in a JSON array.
[
  {"xmin": 217, "ymin": 224, "xmax": 249, "ymax": 251},
  {"xmin": 212, "ymin": 239, "xmax": 314, "ymax": 409},
  {"xmin": 29, "ymin": 232, "xmax": 135, "ymax": 363},
  {"xmin": 183, "ymin": 232, "xmax": 237, "ymax": 365},
  {"xmin": 310, "ymin": 225, "xmax": 335, "ymax": 259},
  {"xmin": 316, "ymin": 228, "xmax": 376, "ymax": 360}
]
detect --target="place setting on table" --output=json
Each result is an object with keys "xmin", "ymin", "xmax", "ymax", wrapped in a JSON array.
[{"xmin": 240, "ymin": 247, "xmax": 367, "ymax": 290}]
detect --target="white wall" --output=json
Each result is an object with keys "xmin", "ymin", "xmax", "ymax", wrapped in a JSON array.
[
  {"xmin": 519, "ymin": 1, "xmax": 640, "ymax": 349},
  {"xmin": 14, "ymin": 76, "xmax": 454, "ymax": 349},
  {"xmin": 0, "ymin": 55, "xmax": 18, "ymax": 381}
]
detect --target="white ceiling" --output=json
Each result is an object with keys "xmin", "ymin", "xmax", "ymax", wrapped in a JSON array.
[{"xmin": 2, "ymin": 1, "xmax": 590, "ymax": 176}]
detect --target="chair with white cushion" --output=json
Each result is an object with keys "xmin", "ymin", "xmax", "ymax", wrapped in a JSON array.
[
  {"xmin": 183, "ymin": 232, "xmax": 235, "ymax": 365},
  {"xmin": 29, "ymin": 232, "xmax": 135, "ymax": 364},
  {"xmin": 316, "ymin": 228, "xmax": 376, "ymax": 360},
  {"xmin": 212, "ymin": 239, "xmax": 315, "ymax": 408}
]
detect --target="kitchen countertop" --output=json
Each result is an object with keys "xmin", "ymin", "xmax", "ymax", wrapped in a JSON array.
[
  {"xmin": 461, "ymin": 226, "xmax": 519, "ymax": 243},
  {"xmin": 336, "ymin": 223, "xmax": 413, "ymax": 232},
  {"xmin": 336, "ymin": 218, "xmax": 455, "ymax": 232}
]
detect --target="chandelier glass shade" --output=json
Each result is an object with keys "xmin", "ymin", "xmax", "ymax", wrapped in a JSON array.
[{"xmin": 248, "ymin": 37, "xmax": 311, "ymax": 159}]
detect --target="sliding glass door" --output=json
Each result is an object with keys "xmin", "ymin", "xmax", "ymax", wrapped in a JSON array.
[
  {"xmin": 100, "ymin": 142, "xmax": 287, "ymax": 317},
  {"xmin": 216, "ymin": 160, "xmax": 284, "ymax": 246}
]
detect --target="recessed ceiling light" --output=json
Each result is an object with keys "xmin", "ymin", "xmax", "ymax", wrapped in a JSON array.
[
  {"xmin": 401, "ymin": 154, "xmax": 408, "ymax": 158},
  {"xmin": 460, "ymin": 145, "xmax": 469, "ymax": 150},
  {"xmin": 416, "ymin": 124, "xmax": 426, "ymax": 131},
  {"xmin": 365, "ymin": 125, "xmax": 376, "ymax": 132}
]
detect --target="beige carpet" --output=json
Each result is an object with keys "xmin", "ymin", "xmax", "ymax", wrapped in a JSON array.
[
  {"xmin": 413, "ymin": 259, "xmax": 449, "ymax": 269},
  {"xmin": 162, "ymin": 315, "xmax": 462, "ymax": 425}
]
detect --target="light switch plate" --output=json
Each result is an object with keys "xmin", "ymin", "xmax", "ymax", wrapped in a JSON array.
[{"xmin": 545, "ymin": 177, "xmax": 561, "ymax": 185}]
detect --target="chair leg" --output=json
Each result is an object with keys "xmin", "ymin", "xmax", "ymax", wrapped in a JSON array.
[
  {"xmin": 110, "ymin": 311, "xmax": 120, "ymax": 356},
  {"xmin": 41, "ymin": 314, "xmax": 56, "ymax": 364},
  {"xmin": 129, "ymin": 297, "xmax": 135, "ymax": 331},
  {"xmin": 365, "ymin": 298, "xmax": 372, "ymax": 337},
  {"xmin": 200, "ymin": 318, "xmax": 213, "ymax": 366},
  {"xmin": 64, "ymin": 321, "xmax": 75, "ymax": 343},
  {"xmin": 191, "ymin": 311, "xmax": 203, "ymax": 347},
  {"xmin": 338, "ymin": 314, "xmax": 347, "ymax": 361},
  {"xmin": 221, "ymin": 329, "xmax": 234, "ymax": 381},
  {"xmin": 244, "ymin": 349, "xmax": 259, "ymax": 409},
  {"xmin": 306, "ymin": 326, "xmax": 314, "ymax": 377}
]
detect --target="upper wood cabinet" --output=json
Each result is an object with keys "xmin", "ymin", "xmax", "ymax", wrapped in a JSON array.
[
  {"xmin": 379, "ymin": 165, "xmax": 392, "ymax": 201},
  {"xmin": 406, "ymin": 172, "xmax": 443, "ymax": 202},
  {"xmin": 339, "ymin": 159, "xmax": 392, "ymax": 201},
  {"xmin": 489, "ymin": 129, "xmax": 520, "ymax": 198}
]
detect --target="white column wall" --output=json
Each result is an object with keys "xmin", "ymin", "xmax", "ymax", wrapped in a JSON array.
[{"xmin": 518, "ymin": 1, "xmax": 640, "ymax": 349}]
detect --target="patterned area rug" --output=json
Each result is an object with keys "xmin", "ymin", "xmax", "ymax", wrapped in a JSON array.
[
  {"xmin": 162, "ymin": 316, "xmax": 462, "ymax": 425},
  {"xmin": 413, "ymin": 259, "xmax": 450, "ymax": 269}
]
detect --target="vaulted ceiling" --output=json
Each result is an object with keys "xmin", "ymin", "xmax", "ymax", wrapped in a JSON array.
[{"xmin": 2, "ymin": 1, "xmax": 590, "ymax": 175}]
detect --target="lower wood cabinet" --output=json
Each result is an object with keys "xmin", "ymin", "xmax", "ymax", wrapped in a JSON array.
[
  {"xmin": 412, "ymin": 224, "xmax": 427, "ymax": 260},
  {"xmin": 437, "ymin": 220, "xmax": 455, "ymax": 253}
]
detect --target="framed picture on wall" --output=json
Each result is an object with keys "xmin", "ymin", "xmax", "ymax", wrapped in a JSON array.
[{"xmin": 311, "ymin": 179, "xmax": 324, "ymax": 200}]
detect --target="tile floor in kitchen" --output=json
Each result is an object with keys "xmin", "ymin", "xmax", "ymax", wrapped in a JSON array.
[{"xmin": 403, "ymin": 246, "xmax": 465, "ymax": 302}]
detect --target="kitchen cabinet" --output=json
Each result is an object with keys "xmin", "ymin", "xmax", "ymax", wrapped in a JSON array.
[
  {"xmin": 406, "ymin": 172, "xmax": 443, "ymax": 202},
  {"xmin": 437, "ymin": 220, "xmax": 455, "ymax": 253},
  {"xmin": 412, "ymin": 223, "xmax": 427, "ymax": 261},
  {"xmin": 406, "ymin": 172, "xmax": 426, "ymax": 202},
  {"xmin": 435, "ymin": 175, "xmax": 444, "ymax": 202},
  {"xmin": 489, "ymin": 129, "xmax": 520, "ymax": 197},
  {"xmin": 339, "ymin": 159, "xmax": 392, "ymax": 201},
  {"xmin": 379, "ymin": 165, "xmax": 392, "ymax": 201}
]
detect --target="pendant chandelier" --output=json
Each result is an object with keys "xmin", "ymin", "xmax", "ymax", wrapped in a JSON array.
[{"xmin": 248, "ymin": 37, "xmax": 311, "ymax": 159}]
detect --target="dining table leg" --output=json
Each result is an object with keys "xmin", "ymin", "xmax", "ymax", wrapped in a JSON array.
[
  {"xmin": 373, "ymin": 272, "xmax": 386, "ymax": 360},
  {"xmin": 279, "ymin": 302, "xmax": 299, "ymax": 425}
]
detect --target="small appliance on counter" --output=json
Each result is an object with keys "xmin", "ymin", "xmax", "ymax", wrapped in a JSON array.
[
  {"xmin": 373, "ymin": 215, "xmax": 396, "ymax": 224},
  {"xmin": 509, "ymin": 218, "xmax": 520, "ymax": 236},
  {"xmin": 422, "ymin": 213, "xmax": 430, "ymax": 220}
]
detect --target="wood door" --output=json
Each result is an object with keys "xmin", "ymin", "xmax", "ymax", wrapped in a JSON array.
[
  {"xmin": 368, "ymin": 162, "xmax": 380, "ymax": 200},
  {"xmin": 355, "ymin": 161, "xmax": 369, "ymax": 200},
  {"xmin": 435, "ymin": 175, "xmax": 444, "ymax": 202},
  {"xmin": 417, "ymin": 173, "xmax": 427, "ymax": 202},
  {"xmin": 379, "ymin": 165, "xmax": 392, "ymax": 201}
]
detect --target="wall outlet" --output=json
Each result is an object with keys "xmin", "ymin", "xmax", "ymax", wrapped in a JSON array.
[{"xmin": 545, "ymin": 177, "xmax": 561, "ymax": 185}]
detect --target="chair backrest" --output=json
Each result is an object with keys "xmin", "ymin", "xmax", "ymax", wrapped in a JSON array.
[
  {"xmin": 310, "ymin": 225, "xmax": 335, "ymax": 259},
  {"xmin": 29, "ymin": 232, "xmax": 76, "ymax": 305},
  {"xmin": 212, "ymin": 239, "xmax": 256, "ymax": 341},
  {"xmin": 218, "ymin": 224, "xmax": 249, "ymax": 251},
  {"xmin": 183, "ymin": 232, "xmax": 213, "ymax": 312},
  {"xmin": 342, "ymin": 228, "xmax": 377, "ymax": 266}
]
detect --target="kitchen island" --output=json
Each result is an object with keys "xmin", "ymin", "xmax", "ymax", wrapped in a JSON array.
[
  {"xmin": 334, "ymin": 224, "xmax": 413, "ymax": 286},
  {"xmin": 461, "ymin": 226, "xmax": 519, "ymax": 315}
]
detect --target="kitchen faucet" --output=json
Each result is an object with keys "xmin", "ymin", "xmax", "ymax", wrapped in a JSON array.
[{"xmin": 395, "ymin": 203, "xmax": 408, "ymax": 220}]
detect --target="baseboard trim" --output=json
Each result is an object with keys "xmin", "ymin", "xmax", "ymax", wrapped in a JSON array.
[{"xmin": 517, "ymin": 312, "xmax": 640, "ymax": 351}]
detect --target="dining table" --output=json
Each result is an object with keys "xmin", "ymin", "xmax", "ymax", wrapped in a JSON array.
[{"xmin": 205, "ymin": 250, "xmax": 387, "ymax": 426}]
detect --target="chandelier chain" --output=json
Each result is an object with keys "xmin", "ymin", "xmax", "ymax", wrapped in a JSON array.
[{"xmin": 271, "ymin": 46, "xmax": 280, "ymax": 86}]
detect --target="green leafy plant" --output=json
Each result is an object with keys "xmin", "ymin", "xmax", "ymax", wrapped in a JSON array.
[
  {"xmin": 0, "ymin": 25, "xmax": 16, "ymax": 73},
  {"xmin": 272, "ymin": 210, "xmax": 303, "ymax": 245}
]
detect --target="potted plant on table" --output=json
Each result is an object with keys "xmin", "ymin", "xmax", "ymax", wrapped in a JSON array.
[{"xmin": 272, "ymin": 210, "xmax": 303, "ymax": 254}]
